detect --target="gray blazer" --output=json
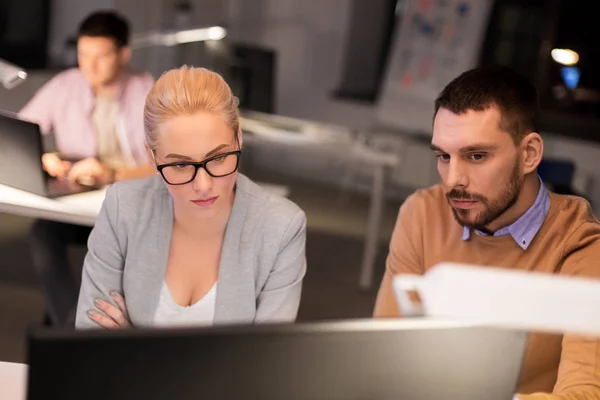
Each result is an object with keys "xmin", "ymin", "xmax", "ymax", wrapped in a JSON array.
[{"xmin": 75, "ymin": 173, "xmax": 307, "ymax": 328}]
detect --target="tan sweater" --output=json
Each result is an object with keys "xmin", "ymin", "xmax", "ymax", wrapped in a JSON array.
[{"xmin": 374, "ymin": 184, "xmax": 600, "ymax": 399}]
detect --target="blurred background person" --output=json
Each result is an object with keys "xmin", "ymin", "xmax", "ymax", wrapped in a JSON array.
[{"xmin": 18, "ymin": 10, "xmax": 155, "ymax": 326}]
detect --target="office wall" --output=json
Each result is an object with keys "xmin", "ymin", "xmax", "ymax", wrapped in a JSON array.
[
  {"xmin": 115, "ymin": 0, "xmax": 226, "ymax": 77},
  {"xmin": 225, "ymin": 0, "xmax": 377, "ymax": 130}
]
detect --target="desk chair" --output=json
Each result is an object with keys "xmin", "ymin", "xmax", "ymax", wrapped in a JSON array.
[{"xmin": 538, "ymin": 158, "xmax": 582, "ymax": 198}]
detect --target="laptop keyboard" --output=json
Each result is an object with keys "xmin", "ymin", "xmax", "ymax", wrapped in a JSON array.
[{"xmin": 47, "ymin": 178, "xmax": 98, "ymax": 198}]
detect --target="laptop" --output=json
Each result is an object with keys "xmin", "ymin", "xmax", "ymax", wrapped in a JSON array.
[
  {"xmin": 0, "ymin": 112, "xmax": 99, "ymax": 198},
  {"xmin": 27, "ymin": 319, "xmax": 528, "ymax": 400}
]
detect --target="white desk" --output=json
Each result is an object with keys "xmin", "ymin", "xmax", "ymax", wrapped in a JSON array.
[
  {"xmin": 0, "ymin": 184, "xmax": 105, "ymax": 226},
  {"xmin": 0, "ymin": 182, "xmax": 290, "ymax": 227},
  {"xmin": 241, "ymin": 112, "xmax": 400, "ymax": 290},
  {"xmin": 0, "ymin": 361, "xmax": 27, "ymax": 400}
]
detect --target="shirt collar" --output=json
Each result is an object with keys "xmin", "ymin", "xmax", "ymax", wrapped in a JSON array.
[{"xmin": 461, "ymin": 177, "xmax": 550, "ymax": 250}]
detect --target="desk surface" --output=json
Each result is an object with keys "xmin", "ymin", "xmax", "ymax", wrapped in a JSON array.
[
  {"xmin": 0, "ymin": 361, "xmax": 27, "ymax": 400},
  {"xmin": 0, "ymin": 181, "xmax": 290, "ymax": 227},
  {"xmin": 241, "ymin": 119, "xmax": 399, "ymax": 168}
]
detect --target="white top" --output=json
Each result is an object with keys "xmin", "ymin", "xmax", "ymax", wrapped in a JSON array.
[{"xmin": 153, "ymin": 281, "xmax": 217, "ymax": 327}]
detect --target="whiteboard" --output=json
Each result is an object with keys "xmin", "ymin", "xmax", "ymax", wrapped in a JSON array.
[{"xmin": 376, "ymin": 0, "xmax": 494, "ymax": 137}]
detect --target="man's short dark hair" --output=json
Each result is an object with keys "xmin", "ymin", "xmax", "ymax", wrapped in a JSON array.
[
  {"xmin": 78, "ymin": 11, "xmax": 130, "ymax": 48},
  {"xmin": 434, "ymin": 65, "xmax": 539, "ymax": 144}
]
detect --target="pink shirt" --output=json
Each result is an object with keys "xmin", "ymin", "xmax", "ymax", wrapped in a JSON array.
[{"xmin": 19, "ymin": 68, "xmax": 154, "ymax": 166}]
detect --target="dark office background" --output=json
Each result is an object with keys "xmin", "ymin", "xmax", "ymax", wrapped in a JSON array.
[
  {"xmin": 0, "ymin": 0, "xmax": 51, "ymax": 68},
  {"xmin": 1, "ymin": 0, "xmax": 598, "ymax": 140}
]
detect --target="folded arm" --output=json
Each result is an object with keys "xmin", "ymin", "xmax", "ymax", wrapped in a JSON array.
[{"xmin": 75, "ymin": 185, "xmax": 126, "ymax": 329}]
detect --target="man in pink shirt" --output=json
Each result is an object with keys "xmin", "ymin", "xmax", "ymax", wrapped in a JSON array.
[{"xmin": 19, "ymin": 11, "xmax": 155, "ymax": 326}]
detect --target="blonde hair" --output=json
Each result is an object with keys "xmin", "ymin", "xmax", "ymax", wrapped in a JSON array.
[{"xmin": 144, "ymin": 66, "xmax": 240, "ymax": 149}]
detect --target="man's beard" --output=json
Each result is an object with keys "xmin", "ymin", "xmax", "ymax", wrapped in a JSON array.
[{"xmin": 446, "ymin": 159, "xmax": 523, "ymax": 232}]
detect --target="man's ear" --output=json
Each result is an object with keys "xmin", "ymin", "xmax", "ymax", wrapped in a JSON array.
[
  {"xmin": 521, "ymin": 132, "xmax": 544, "ymax": 174},
  {"xmin": 119, "ymin": 45, "xmax": 132, "ymax": 65}
]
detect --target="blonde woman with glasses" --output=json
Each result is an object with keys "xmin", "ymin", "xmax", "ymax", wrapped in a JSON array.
[{"xmin": 75, "ymin": 66, "xmax": 307, "ymax": 329}]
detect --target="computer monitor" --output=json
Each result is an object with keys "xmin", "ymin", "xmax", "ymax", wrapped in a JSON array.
[
  {"xmin": 217, "ymin": 43, "xmax": 276, "ymax": 114},
  {"xmin": 27, "ymin": 319, "xmax": 527, "ymax": 400}
]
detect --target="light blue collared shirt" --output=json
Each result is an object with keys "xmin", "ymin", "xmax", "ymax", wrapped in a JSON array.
[{"xmin": 461, "ymin": 177, "xmax": 550, "ymax": 250}]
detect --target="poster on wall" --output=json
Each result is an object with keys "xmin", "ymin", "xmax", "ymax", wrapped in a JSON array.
[{"xmin": 376, "ymin": 0, "xmax": 493, "ymax": 137}]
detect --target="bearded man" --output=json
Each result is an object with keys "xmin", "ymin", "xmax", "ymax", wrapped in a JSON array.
[{"xmin": 374, "ymin": 65, "xmax": 600, "ymax": 400}]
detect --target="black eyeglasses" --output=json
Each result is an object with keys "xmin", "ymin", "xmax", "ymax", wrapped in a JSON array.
[{"xmin": 154, "ymin": 150, "xmax": 242, "ymax": 185}]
